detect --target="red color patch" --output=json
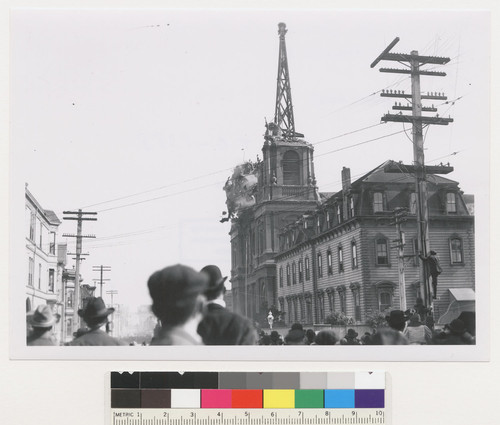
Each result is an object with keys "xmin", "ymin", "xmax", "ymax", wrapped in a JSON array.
[{"xmin": 231, "ymin": 390, "xmax": 263, "ymax": 408}]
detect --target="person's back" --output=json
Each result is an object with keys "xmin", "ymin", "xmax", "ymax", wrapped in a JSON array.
[
  {"xmin": 70, "ymin": 327, "xmax": 123, "ymax": 346},
  {"xmin": 198, "ymin": 302, "xmax": 257, "ymax": 345}
]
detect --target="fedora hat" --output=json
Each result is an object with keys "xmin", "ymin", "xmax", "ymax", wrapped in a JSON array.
[
  {"xmin": 29, "ymin": 305, "xmax": 56, "ymax": 328},
  {"xmin": 78, "ymin": 297, "xmax": 114, "ymax": 320}
]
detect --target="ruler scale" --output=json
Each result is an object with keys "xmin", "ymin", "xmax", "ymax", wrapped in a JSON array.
[{"xmin": 110, "ymin": 372, "xmax": 389, "ymax": 425}]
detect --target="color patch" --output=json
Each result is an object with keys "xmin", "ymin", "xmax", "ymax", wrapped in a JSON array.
[
  {"xmin": 194, "ymin": 372, "xmax": 219, "ymax": 389},
  {"xmin": 231, "ymin": 390, "xmax": 263, "ymax": 408},
  {"xmin": 327, "ymin": 372, "xmax": 355, "ymax": 389},
  {"xmin": 111, "ymin": 389, "xmax": 141, "ymax": 408},
  {"xmin": 295, "ymin": 390, "xmax": 324, "ymax": 408},
  {"xmin": 324, "ymin": 390, "xmax": 355, "ymax": 408},
  {"xmin": 201, "ymin": 390, "xmax": 232, "ymax": 408},
  {"xmin": 299, "ymin": 372, "xmax": 327, "ymax": 389},
  {"xmin": 141, "ymin": 372, "xmax": 170, "ymax": 389},
  {"xmin": 170, "ymin": 389, "xmax": 200, "ymax": 408},
  {"xmin": 141, "ymin": 389, "xmax": 171, "ymax": 408},
  {"xmin": 165, "ymin": 372, "xmax": 196, "ymax": 388},
  {"xmin": 273, "ymin": 372, "xmax": 300, "ymax": 389},
  {"xmin": 246, "ymin": 372, "xmax": 273, "ymax": 389},
  {"xmin": 355, "ymin": 371, "xmax": 385, "ymax": 389},
  {"xmin": 219, "ymin": 373, "xmax": 247, "ymax": 389},
  {"xmin": 355, "ymin": 390, "xmax": 385, "ymax": 408},
  {"xmin": 111, "ymin": 372, "xmax": 140, "ymax": 388},
  {"xmin": 263, "ymin": 390, "xmax": 295, "ymax": 408}
]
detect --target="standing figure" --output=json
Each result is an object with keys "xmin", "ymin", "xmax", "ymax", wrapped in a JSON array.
[
  {"xmin": 419, "ymin": 250, "xmax": 442, "ymax": 299},
  {"xmin": 27, "ymin": 305, "xmax": 57, "ymax": 346},
  {"xmin": 267, "ymin": 311, "xmax": 274, "ymax": 330},
  {"xmin": 197, "ymin": 265, "xmax": 257, "ymax": 345},
  {"xmin": 69, "ymin": 297, "xmax": 123, "ymax": 346}
]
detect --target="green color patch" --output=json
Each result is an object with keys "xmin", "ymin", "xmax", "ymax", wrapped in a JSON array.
[{"xmin": 294, "ymin": 390, "xmax": 324, "ymax": 408}]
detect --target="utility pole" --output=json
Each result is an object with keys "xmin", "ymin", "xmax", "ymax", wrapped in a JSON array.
[
  {"xmin": 392, "ymin": 208, "xmax": 408, "ymax": 311},
  {"xmin": 371, "ymin": 38, "xmax": 454, "ymax": 309},
  {"xmin": 63, "ymin": 210, "xmax": 97, "ymax": 333},
  {"xmin": 93, "ymin": 265, "xmax": 111, "ymax": 298},
  {"xmin": 106, "ymin": 289, "xmax": 118, "ymax": 337}
]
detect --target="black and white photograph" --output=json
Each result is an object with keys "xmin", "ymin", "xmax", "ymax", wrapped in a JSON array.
[{"xmin": 10, "ymin": 7, "xmax": 489, "ymax": 360}]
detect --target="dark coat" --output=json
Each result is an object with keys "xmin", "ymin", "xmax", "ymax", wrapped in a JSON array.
[
  {"xmin": 197, "ymin": 303, "xmax": 257, "ymax": 345},
  {"xmin": 68, "ymin": 328, "xmax": 123, "ymax": 346},
  {"xmin": 27, "ymin": 331, "xmax": 57, "ymax": 346}
]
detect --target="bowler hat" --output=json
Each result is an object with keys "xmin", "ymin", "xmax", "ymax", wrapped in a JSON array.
[
  {"xmin": 346, "ymin": 328, "xmax": 358, "ymax": 338},
  {"xmin": 385, "ymin": 310, "xmax": 408, "ymax": 326},
  {"xmin": 78, "ymin": 297, "xmax": 114, "ymax": 320},
  {"xmin": 29, "ymin": 305, "xmax": 56, "ymax": 328},
  {"xmin": 200, "ymin": 265, "xmax": 227, "ymax": 293}
]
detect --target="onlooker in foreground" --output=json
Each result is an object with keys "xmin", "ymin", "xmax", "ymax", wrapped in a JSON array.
[
  {"xmin": 305, "ymin": 329, "xmax": 316, "ymax": 345},
  {"xmin": 197, "ymin": 265, "xmax": 257, "ymax": 345},
  {"xmin": 27, "ymin": 305, "xmax": 57, "ymax": 346},
  {"xmin": 340, "ymin": 328, "xmax": 361, "ymax": 345},
  {"xmin": 284, "ymin": 323, "xmax": 307, "ymax": 345},
  {"xmin": 148, "ymin": 264, "xmax": 208, "ymax": 345},
  {"xmin": 433, "ymin": 319, "xmax": 474, "ymax": 345},
  {"xmin": 69, "ymin": 297, "xmax": 123, "ymax": 346},
  {"xmin": 270, "ymin": 330, "xmax": 284, "ymax": 345},
  {"xmin": 314, "ymin": 329, "xmax": 338, "ymax": 345},
  {"xmin": 403, "ymin": 312, "xmax": 432, "ymax": 345},
  {"xmin": 370, "ymin": 328, "xmax": 409, "ymax": 345},
  {"xmin": 385, "ymin": 310, "xmax": 409, "ymax": 333}
]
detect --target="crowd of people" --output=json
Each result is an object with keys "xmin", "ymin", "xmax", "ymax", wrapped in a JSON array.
[{"xmin": 26, "ymin": 263, "xmax": 475, "ymax": 347}]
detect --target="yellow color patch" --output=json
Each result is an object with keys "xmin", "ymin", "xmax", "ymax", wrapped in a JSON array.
[{"xmin": 263, "ymin": 389, "xmax": 295, "ymax": 408}]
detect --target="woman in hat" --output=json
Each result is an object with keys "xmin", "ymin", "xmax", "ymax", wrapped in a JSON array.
[
  {"xmin": 403, "ymin": 312, "xmax": 432, "ymax": 344},
  {"xmin": 27, "ymin": 305, "xmax": 58, "ymax": 346},
  {"xmin": 68, "ymin": 297, "xmax": 123, "ymax": 346}
]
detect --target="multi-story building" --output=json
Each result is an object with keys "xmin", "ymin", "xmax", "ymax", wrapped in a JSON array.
[
  {"xmin": 275, "ymin": 162, "xmax": 475, "ymax": 326},
  {"xmin": 25, "ymin": 185, "xmax": 65, "ymax": 341}
]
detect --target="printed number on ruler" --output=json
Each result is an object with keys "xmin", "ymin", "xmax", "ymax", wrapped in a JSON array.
[{"xmin": 111, "ymin": 408, "xmax": 387, "ymax": 424}]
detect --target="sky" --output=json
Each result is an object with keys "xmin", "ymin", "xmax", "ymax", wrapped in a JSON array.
[{"xmin": 10, "ymin": 8, "xmax": 490, "ymax": 310}]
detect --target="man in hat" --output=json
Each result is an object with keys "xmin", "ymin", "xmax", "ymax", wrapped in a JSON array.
[
  {"xmin": 197, "ymin": 265, "xmax": 257, "ymax": 345},
  {"xmin": 419, "ymin": 250, "xmax": 442, "ymax": 299},
  {"xmin": 385, "ymin": 310, "xmax": 409, "ymax": 333},
  {"xmin": 27, "ymin": 305, "xmax": 58, "ymax": 346},
  {"xmin": 69, "ymin": 297, "xmax": 123, "ymax": 346},
  {"xmin": 284, "ymin": 323, "xmax": 307, "ymax": 345},
  {"xmin": 340, "ymin": 328, "xmax": 361, "ymax": 345},
  {"xmin": 148, "ymin": 264, "xmax": 208, "ymax": 345}
]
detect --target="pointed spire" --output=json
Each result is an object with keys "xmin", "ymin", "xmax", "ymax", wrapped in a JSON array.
[{"xmin": 274, "ymin": 23, "xmax": 296, "ymax": 138}]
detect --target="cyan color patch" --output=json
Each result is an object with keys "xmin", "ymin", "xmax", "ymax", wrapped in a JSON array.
[{"xmin": 324, "ymin": 389, "xmax": 355, "ymax": 408}]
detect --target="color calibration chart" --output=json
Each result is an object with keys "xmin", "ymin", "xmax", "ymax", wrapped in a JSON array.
[{"xmin": 110, "ymin": 371, "xmax": 389, "ymax": 424}]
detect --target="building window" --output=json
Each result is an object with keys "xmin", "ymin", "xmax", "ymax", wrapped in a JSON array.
[
  {"xmin": 305, "ymin": 257, "xmax": 310, "ymax": 280},
  {"xmin": 286, "ymin": 298, "xmax": 292, "ymax": 323},
  {"xmin": 293, "ymin": 297, "xmax": 299, "ymax": 322},
  {"xmin": 67, "ymin": 289, "xmax": 74, "ymax": 308},
  {"xmin": 48, "ymin": 269, "xmax": 55, "ymax": 293},
  {"xmin": 326, "ymin": 211, "xmax": 331, "ymax": 229},
  {"xmin": 258, "ymin": 224, "xmax": 265, "ymax": 254},
  {"xmin": 283, "ymin": 150, "xmax": 300, "ymax": 185},
  {"xmin": 351, "ymin": 241, "xmax": 358, "ymax": 269},
  {"xmin": 349, "ymin": 197, "xmax": 355, "ymax": 218},
  {"xmin": 49, "ymin": 232, "xmax": 56, "ymax": 255},
  {"xmin": 338, "ymin": 246, "xmax": 344, "ymax": 272},
  {"xmin": 352, "ymin": 287, "xmax": 361, "ymax": 322},
  {"xmin": 338, "ymin": 289, "xmax": 346, "ymax": 314},
  {"xmin": 450, "ymin": 237, "xmax": 464, "ymax": 264},
  {"xmin": 412, "ymin": 239, "xmax": 419, "ymax": 266},
  {"xmin": 299, "ymin": 296, "xmax": 305, "ymax": 321},
  {"xmin": 317, "ymin": 252, "xmax": 323, "ymax": 277},
  {"xmin": 317, "ymin": 292, "xmax": 325, "ymax": 323},
  {"xmin": 292, "ymin": 262, "xmax": 297, "ymax": 285},
  {"xmin": 373, "ymin": 192, "xmax": 384, "ymax": 213},
  {"xmin": 28, "ymin": 257, "xmax": 34, "ymax": 287},
  {"xmin": 446, "ymin": 192, "xmax": 457, "ymax": 213},
  {"xmin": 336, "ymin": 204, "xmax": 342, "ymax": 224},
  {"xmin": 327, "ymin": 250, "xmax": 333, "ymax": 275},
  {"xmin": 38, "ymin": 263, "xmax": 42, "ymax": 289},
  {"xmin": 286, "ymin": 264, "xmax": 291, "ymax": 286},
  {"xmin": 29, "ymin": 212, "xmax": 36, "ymax": 241},
  {"xmin": 327, "ymin": 290, "xmax": 334, "ymax": 313},
  {"xmin": 409, "ymin": 192, "xmax": 418, "ymax": 215},
  {"xmin": 39, "ymin": 221, "xmax": 43, "ymax": 249},
  {"xmin": 376, "ymin": 238, "xmax": 389, "ymax": 265},
  {"xmin": 379, "ymin": 291, "xmax": 392, "ymax": 312},
  {"xmin": 298, "ymin": 259, "xmax": 303, "ymax": 282},
  {"xmin": 279, "ymin": 266, "xmax": 283, "ymax": 288},
  {"xmin": 279, "ymin": 298, "xmax": 285, "ymax": 316}
]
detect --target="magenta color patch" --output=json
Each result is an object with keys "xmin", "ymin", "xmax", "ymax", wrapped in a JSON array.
[{"xmin": 201, "ymin": 389, "xmax": 232, "ymax": 408}]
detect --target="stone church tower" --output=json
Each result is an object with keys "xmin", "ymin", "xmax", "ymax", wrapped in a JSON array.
[{"xmin": 228, "ymin": 23, "xmax": 320, "ymax": 322}]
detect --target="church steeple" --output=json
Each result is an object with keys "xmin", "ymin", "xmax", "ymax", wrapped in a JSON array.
[{"xmin": 274, "ymin": 22, "xmax": 297, "ymax": 139}]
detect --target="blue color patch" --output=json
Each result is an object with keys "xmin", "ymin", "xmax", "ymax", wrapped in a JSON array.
[{"xmin": 324, "ymin": 389, "xmax": 355, "ymax": 408}]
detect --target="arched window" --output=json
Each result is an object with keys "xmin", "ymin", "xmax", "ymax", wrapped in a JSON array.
[
  {"xmin": 305, "ymin": 257, "xmax": 310, "ymax": 280},
  {"xmin": 292, "ymin": 262, "xmax": 297, "ymax": 285},
  {"xmin": 317, "ymin": 252, "xmax": 323, "ymax": 277},
  {"xmin": 298, "ymin": 259, "xmax": 304, "ymax": 282},
  {"xmin": 286, "ymin": 264, "xmax": 291, "ymax": 286},
  {"xmin": 279, "ymin": 266, "xmax": 283, "ymax": 288},
  {"xmin": 351, "ymin": 241, "xmax": 358, "ymax": 269},
  {"xmin": 327, "ymin": 250, "xmax": 333, "ymax": 275},
  {"xmin": 338, "ymin": 246, "xmax": 344, "ymax": 272},
  {"xmin": 282, "ymin": 150, "xmax": 300, "ymax": 185}
]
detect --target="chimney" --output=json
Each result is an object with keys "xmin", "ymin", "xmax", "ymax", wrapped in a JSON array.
[{"xmin": 341, "ymin": 167, "xmax": 351, "ymax": 191}]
